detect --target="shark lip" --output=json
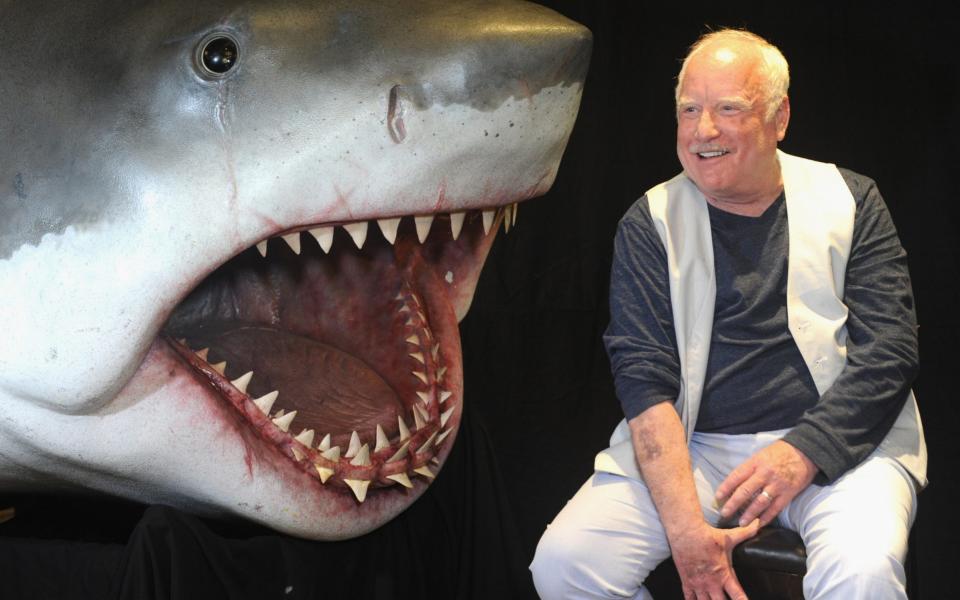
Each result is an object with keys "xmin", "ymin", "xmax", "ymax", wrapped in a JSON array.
[{"xmin": 161, "ymin": 206, "xmax": 510, "ymax": 503}]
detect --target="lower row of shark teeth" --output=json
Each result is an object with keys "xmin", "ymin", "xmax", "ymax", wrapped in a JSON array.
[
  {"xmin": 255, "ymin": 204, "xmax": 518, "ymax": 257},
  {"xmin": 177, "ymin": 295, "xmax": 455, "ymax": 504}
]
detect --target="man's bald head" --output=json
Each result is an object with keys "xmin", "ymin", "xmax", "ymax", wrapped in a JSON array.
[{"xmin": 676, "ymin": 29, "xmax": 789, "ymax": 122}]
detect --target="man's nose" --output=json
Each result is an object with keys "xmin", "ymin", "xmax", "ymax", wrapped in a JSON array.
[{"xmin": 695, "ymin": 110, "xmax": 720, "ymax": 140}]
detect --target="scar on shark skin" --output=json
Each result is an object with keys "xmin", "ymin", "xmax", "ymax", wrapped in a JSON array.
[{"xmin": 13, "ymin": 173, "xmax": 26, "ymax": 200}]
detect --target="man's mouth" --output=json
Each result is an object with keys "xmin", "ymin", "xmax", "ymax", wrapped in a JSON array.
[
  {"xmin": 696, "ymin": 149, "xmax": 730, "ymax": 159},
  {"xmin": 161, "ymin": 206, "xmax": 513, "ymax": 503}
]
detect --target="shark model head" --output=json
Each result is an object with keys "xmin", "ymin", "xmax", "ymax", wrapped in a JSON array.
[{"xmin": 0, "ymin": 0, "xmax": 590, "ymax": 539}]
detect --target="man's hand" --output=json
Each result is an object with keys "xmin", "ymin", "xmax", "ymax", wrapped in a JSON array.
[
  {"xmin": 671, "ymin": 520, "xmax": 760, "ymax": 600},
  {"xmin": 715, "ymin": 440, "xmax": 818, "ymax": 528}
]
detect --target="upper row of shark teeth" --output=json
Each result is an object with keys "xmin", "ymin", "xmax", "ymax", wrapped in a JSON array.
[
  {"xmin": 255, "ymin": 203, "xmax": 519, "ymax": 258},
  {"xmin": 176, "ymin": 291, "xmax": 454, "ymax": 504}
]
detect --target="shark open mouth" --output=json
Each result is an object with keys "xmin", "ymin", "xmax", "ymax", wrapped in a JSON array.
[{"xmin": 162, "ymin": 206, "xmax": 514, "ymax": 504}]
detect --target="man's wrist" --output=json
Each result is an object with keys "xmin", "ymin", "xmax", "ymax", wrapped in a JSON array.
[{"xmin": 665, "ymin": 517, "xmax": 712, "ymax": 549}]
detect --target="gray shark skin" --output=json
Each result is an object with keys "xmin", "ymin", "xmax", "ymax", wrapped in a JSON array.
[{"xmin": 0, "ymin": 0, "xmax": 589, "ymax": 539}]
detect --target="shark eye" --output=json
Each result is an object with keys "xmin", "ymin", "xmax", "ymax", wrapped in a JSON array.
[{"xmin": 197, "ymin": 34, "xmax": 239, "ymax": 77}]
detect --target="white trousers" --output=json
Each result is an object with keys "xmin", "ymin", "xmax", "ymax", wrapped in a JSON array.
[{"xmin": 530, "ymin": 430, "xmax": 918, "ymax": 599}]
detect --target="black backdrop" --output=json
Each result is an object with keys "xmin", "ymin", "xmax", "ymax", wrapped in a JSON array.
[{"xmin": 2, "ymin": 2, "xmax": 958, "ymax": 599}]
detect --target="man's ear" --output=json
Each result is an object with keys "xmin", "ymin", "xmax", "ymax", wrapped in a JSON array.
[{"xmin": 775, "ymin": 96, "xmax": 791, "ymax": 141}]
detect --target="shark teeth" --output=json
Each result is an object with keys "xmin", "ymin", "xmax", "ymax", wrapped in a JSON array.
[
  {"xmin": 343, "ymin": 222, "xmax": 368, "ymax": 248},
  {"xmin": 413, "ymin": 466, "xmax": 435, "ymax": 479},
  {"xmin": 450, "ymin": 212, "xmax": 465, "ymax": 240},
  {"xmin": 416, "ymin": 431, "xmax": 438, "ymax": 455},
  {"xmin": 375, "ymin": 425, "xmax": 390, "ymax": 452},
  {"xmin": 387, "ymin": 440, "xmax": 411, "ymax": 463},
  {"xmin": 253, "ymin": 391, "xmax": 278, "ymax": 415},
  {"xmin": 350, "ymin": 444, "xmax": 371, "ymax": 467},
  {"xmin": 272, "ymin": 410, "xmax": 297, "ymax": 432},
  {"xmin": 345, "ymin": 431, "xmax": 362, "ymax": 458},
  {"xmin": 412, "ymin": 404, "xmax": 427, "ymax": 430},
  {"xmin": 251, "ymin": 206, "xmax": 521, "ymax": 257},
  {"xmin": 321, "ymin": 446, "xmax": 341, "ymax": 462},
  {"xmin": 344, "ymin": 479, "xmax": 370, "ymax": 502},
  {"xmin": 436, "ymin": 429, "xmax": 453, "ymax": 446},
  {"xmin": 281, "ymin": 233, "xmax": 301, "ymax": 254},
  {"xmin": 377, "ymin": 217, "xmax": 401, "ymax": 244},
  {"xmin": 309, "ymin": 227, "xmax": 334, "ymax": 253},
  {"xmin": 414, "ymin": 215, "xmax": 434, "ymax": 242},
  {"xmin": 315, "ymin": 465, "xmax": 335, "ymax": 484},
  {"xmin": 231, "ymin": 371, "xmax": 253, "ymax": 394},
  {"xmin": 317, "ymin": 433, "xmax": 332, "ymax": 452},
  {"xmin": 386, "ymin": 472, "xmax": 413, "ymax": 488},
  {"xmin": 440, "ymin": 406, "xmax": 455, "ymax": 428},
  {"xmin": 294, "ymin": 429, "xmax": 315, "ymax": 447},
  {"xmin": 482, "ymin": 209, "xmax": 495, "ymax": 234}
]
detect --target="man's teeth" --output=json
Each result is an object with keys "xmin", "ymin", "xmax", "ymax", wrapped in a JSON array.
[
  {"xmin": 698, "ymin": 150, "xmax": 728, "ymax": 158},
  {"xmin": 179, "ymin": 287, "xmax": 458, "ymax": 503},
  {"xmin": 256, "ymin": 205, "xmax": 518, "ymax": 258}
]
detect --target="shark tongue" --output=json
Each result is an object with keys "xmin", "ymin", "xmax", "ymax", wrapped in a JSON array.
[{"xmin": 187, "ymin": 325, "xmax": 405, "ymax": 443}]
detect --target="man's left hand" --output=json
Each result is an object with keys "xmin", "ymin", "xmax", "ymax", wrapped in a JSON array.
[{"xmin": 715, "ymin": 440, "xmax": 818, "ymax": 528}]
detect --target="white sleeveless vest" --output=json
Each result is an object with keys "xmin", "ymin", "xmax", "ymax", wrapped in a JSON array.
[{"xmin": 595, "ymin": 151, "xmax": 927, "ymax": 487}]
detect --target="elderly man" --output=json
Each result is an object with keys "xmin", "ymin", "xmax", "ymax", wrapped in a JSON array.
[{"xmin": 531, "ymin": 29, "xmax": 926, "ymax": 599}]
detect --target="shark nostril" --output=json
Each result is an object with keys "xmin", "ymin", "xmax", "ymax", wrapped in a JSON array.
[{"xmin": 387, "ymin": 84, "xmax": 407, "ymax": 144}]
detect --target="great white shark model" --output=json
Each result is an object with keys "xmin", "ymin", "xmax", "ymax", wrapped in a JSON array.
[{"xmin": 0, "ymin": 0, "xmax": 590, "ymax": 539}]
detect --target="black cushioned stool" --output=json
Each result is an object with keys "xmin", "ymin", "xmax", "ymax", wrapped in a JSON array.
[
  {"xmin": 646, "ymin": 527, "xmax": 807, "ymax": 599},
  {"xmin": 732, "ymin": 527, "xmax": 806, "ymax": 600}
]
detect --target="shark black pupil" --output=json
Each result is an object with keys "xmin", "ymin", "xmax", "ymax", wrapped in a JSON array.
[{"xmin": 202, "ymin": 37, "xmax": 238, "ymax": 74}]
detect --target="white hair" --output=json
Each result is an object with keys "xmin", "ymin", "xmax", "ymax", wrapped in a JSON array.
[{"xmin": 675, "ymin": 29, "xmax": 789, "ymax": 121}]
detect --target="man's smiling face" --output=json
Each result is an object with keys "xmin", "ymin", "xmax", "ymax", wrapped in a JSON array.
[{"xmin": 675, "ymin": 42, "xmax": 789, "ymax": 209}]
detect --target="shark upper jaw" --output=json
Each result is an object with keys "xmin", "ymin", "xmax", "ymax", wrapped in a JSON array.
[{"xmin": 144, "ymin": 205, "xmax": 511, "ymax": 535}]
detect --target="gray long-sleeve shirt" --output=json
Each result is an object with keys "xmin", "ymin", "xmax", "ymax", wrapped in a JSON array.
[{"xmin": 603, "ymin": 169, "xmax": 919, "ymax": 483}]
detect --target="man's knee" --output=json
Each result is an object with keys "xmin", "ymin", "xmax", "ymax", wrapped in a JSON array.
[
  {"xmin": 531, "ymin": 518, "xmax": 662, "ymax": 599},
  {"xmin": 530, "ymin": 522, "xmax": 592, "ymax": 599}
]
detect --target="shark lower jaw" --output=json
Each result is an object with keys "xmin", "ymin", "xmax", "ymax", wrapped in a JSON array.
[{"xmin": 158, "ymin": 207, "xmax": 509, "ymax": 520}]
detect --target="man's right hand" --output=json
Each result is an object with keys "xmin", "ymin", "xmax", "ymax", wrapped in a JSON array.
[
  {"xmin": 671, "ymin": 520, "xmax": 760, "ymax": 600},
  {"xmin": 629, "ymin": 404, "xmax": 760, "ymax": 598}
]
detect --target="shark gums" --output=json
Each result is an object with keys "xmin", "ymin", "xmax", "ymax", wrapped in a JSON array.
[{"xmin": 0, "ymin": 0, "xmax": 590, "ymax": 539}]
